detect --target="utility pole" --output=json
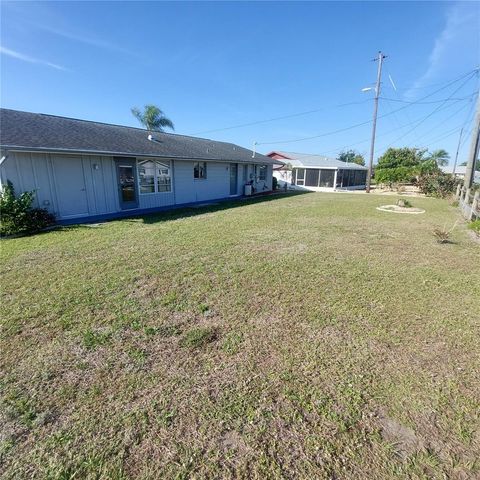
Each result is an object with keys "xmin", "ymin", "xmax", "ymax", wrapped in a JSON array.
[
  {"xmin": 366, "ymin": 51, "xmax": 386, "ymax": 193},
  {"xmin": 452, "ymin": 127, "xmax": 463, "ymax": 176},
  {"xmin": 464, "ymin": 92, "xmax": 480, "ymax": 188}
]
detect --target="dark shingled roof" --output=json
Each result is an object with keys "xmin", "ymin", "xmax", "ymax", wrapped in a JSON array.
[{"xmin": 0, "ymin": 109, "xmax": 276, "ymax": 164}]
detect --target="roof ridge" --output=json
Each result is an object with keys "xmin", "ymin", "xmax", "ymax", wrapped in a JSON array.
[
  {"xmin": 0, "ymin": 108, "xmax": 225, "ymax": 145},
  {"xmin": 275, "ymin": 150, "xmax": 334, "ymax": 157}
]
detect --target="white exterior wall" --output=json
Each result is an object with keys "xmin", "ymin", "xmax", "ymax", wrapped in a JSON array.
[{"xmin": 0, "ymin": 151, "xmax": 273, "ymax": 221}]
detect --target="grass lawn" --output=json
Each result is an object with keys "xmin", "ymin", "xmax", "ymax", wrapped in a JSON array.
[{"xmin": 1, "ymin": 192, "xmax": 479, "ymax": 479}]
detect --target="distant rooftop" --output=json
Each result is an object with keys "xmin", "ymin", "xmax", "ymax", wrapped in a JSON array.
[
  {"xmin": 441, "ymin": 165, "xmax": 480, "ymax": 182},
  {"xmin": 267, "ymin": 150, "xmax": 367, "ymax": 170}
]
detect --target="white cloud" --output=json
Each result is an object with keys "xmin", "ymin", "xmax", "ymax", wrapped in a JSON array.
[
  {"xmin": 33, "ymin": 24, "xmax": 136, "ymax": 57},
  {"xmin": 405, "ymin": 3, "xmax": 479, "ymax": 99},
  {"xmin": 0, "ymin": 46, "xmax": 68, "ymax": 71},
  {"xmin": 2, "ymin": 2, "xmax": 139, "ymax": 58}
]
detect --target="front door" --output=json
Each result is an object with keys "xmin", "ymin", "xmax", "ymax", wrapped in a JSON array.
[
  {"xmin": 230, "ymin": 163, "xmax": 238, "ymax": 195},
  {"xmin": 115, "ymin": 158, "xmax": 138, "ymax": 210}
]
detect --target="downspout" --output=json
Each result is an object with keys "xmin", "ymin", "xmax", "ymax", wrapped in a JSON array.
[{"xmin": 0, "ymin": 151, "xmax": 9, "ymax": 189}]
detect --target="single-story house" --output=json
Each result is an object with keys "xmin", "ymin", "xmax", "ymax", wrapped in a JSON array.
[
  {"xmin": 268, "ymin": 151, "xmax": 368, "ymax": 191},
  {"xmin": 441, "ymin": 165, "xmax": 480, "ymax": 184},
  {"xmin": 0, "ymin": 109, "xmax": 277, "ymax": 222}
]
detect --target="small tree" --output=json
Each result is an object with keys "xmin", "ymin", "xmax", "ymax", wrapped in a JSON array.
[
  {"xmin": 426, "ymin": 149, "xmax": 450, "ymax": 167},
  {"xmin": 376, "ymin": 147, "xmax": 426, "ymax": 169},
  {"xmin": 374, "ymin": 147, "xmax": 425, "ymax": 186},
  {"xmin": 131, "ymin": 105, "xmax": 174, "ymax": 132},
  {"xmin": 337, "ymin": 150, "xmax": 365, "ymax": 166}
]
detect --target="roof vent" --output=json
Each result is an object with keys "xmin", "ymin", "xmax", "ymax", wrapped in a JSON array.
[{"xmin": 147, "ymin": 133, "xmax": 162, "ymax": 144}]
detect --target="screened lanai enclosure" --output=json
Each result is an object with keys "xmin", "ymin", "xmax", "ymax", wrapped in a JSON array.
[
  {"xmin": 292, "ymin": 168, "xmax": 367, "ymax": 189},
  {"xmin": 269, "ymin": 151, "xmax": 368, "ymax": 192}
]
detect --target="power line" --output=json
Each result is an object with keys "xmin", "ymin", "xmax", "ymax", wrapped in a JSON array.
[
  {"xmin": 188, "ymin": 99, "xmax": 372, "ymax": 136},
  {"xmin": 374, "ymin": 99, "xmax": 473, "ymax": 154},
  {"xmin": 383, "ymin": 68, "xmax": 423, "ymax": 145},
  {"xmin": 384, "ymin": 69, "xmax": 479, "ymax": 92},
  {"xmin": 190, "ymin": 67, "xmax": 479, "ymax": 139},
  {"xmin": 396, "ymin": 98, "xmax": 473, "ymax": 145},
  {"xmin": 420, "ymin": 123, "xmax": 468, "ymax": 147},
  {"xmin": 268, "ymin": 100, "xmax": 474, "ymax": 163},
  {"xmin": 256, "ymin": 69, "xmax": 478, "ymax": 146},
  {"xmin": 379, "ymin": 93, "xmax": 475, "ymax": 104},
  {"xmin": 381, "ymin": 72, "xmax": 477, "ymax": 150},
  {"xmin": 279, "ymin": 93, "xmax": 476, "ymax": 164}
]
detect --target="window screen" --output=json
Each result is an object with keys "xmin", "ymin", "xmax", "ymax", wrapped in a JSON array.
[
  {"xmin": 305, "ymin": 169, "xmax": 320, "ymax": 187},
  {"xmin": 319, "ymin": 169, "xmax": 335, "ymax": 187}
]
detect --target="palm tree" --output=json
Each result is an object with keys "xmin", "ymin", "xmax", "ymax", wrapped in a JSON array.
[
  {"xmin": 131, "ymin": 105, "xmax": 174, "ymax": 132},
  {"xmin": 427, "ymin": 149, "xmax": 450, "ymax": 167}
]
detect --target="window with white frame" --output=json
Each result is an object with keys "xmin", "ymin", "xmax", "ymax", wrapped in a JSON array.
[
  {"xmin": 138, "ymin": 159, "xmax": 171, "ymax": 194},
  {"xmin": 256, "ymin": 164, "xmax": 267, "ymax": 181},
  {"xmin": 194, "ymin": 161, "xmax": 207, "ymax": 179},
  {"xmin": 296, "ymin": 168, "xmax": 305, "ymax": 186}
]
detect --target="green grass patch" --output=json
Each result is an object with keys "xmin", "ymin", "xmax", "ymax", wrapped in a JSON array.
[
  {"xmin": 1, "ymin": 192, "xmax": 479, "ymax": 478},
  {"xmin": 180, "ymin": 326, "xmax": 218, "ymax": 349}
]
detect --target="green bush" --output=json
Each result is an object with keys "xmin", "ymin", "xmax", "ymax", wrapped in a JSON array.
[
  {"xmin": 416, "ymin": 172, "xmax": 458, "ymax": 198},
  {"xmin": 374, "ymin": 166, "xmax": 417, "ymax": 187},
  {"xmin": 0, "ymin": 181, "xmax": 56, "ymax": 236},
  {"xmin": 469, "ymin": 219, "xmax": 480, "ymax": 237},
  {"xmin": 272, "ymin": 176, "xmax": 278, "ymax": 190}
]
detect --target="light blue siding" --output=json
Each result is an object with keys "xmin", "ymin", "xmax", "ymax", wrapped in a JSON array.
[
  {"xmin": 173, "ymin": 160, "xmax": 231, "ymax": 204},
  {"xmin": 0, "ymin": 152, "xmax": 273, "ymax": 221}
]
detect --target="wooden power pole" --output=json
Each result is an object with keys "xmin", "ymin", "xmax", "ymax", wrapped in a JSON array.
[
  {"xmin": 464, "ymin": 92, "xmax": 480, "ymax": 188},
  {"xmin": 366, "ymin": 51, "xmax": 387, "ymax": 193}
]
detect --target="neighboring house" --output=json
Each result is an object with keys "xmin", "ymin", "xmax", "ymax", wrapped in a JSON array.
[
  {"xmin": 441, "ymin": 165, "xmax": 480, "ymax": 184},
  {"xmin": 0, "ymin": 109, "xmax": 276, "ymax": 222},
  {"xmin": 268, "ymin": 151, "xmax": 368, "ymax": 191}
]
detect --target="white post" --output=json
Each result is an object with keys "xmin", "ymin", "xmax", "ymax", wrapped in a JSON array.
[
  {"xmin": 466, "ymin": 188, "xmax": 471, "ymax": 205},
  {"xmin": 470, "ymin": 191, "xmax": 479, "ymax": 220}
]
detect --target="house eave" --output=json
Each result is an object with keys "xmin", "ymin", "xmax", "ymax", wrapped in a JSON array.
[{"xmin": 0, "ymin": 145, "xmax": 277, "ymax": 164}]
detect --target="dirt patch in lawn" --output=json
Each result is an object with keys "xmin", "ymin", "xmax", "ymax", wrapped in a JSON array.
[{"xmin": 377, "ymin": 408, "xmax": 424, "ymax": 458}]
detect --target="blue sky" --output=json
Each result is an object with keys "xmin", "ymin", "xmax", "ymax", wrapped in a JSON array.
[{"xmin": 1, "ymin": 1, "xmax": 479, "ymax": 164}]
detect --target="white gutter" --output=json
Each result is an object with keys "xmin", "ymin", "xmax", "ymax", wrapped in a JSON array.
[{"xmin": 0, "ymin": 145, "xmax": 277, "ymax": 165}]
